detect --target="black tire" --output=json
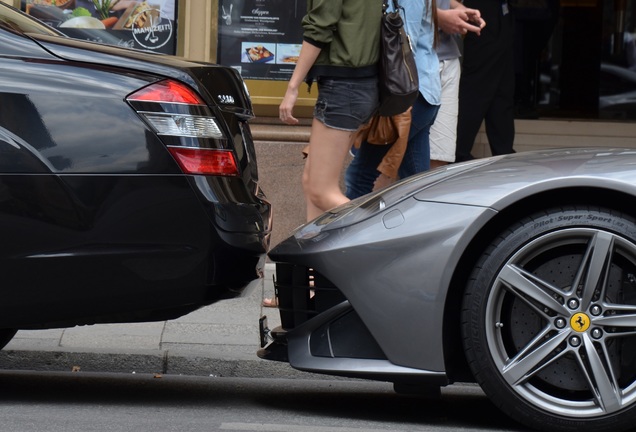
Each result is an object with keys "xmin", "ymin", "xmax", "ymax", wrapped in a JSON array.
[
  {"xmin": 0, "ymin": 329, "xmax": 16, "ymax": 350},
  {"xmin": 462, "ymin": 206, "xmax": 636, "ymax": 432}
]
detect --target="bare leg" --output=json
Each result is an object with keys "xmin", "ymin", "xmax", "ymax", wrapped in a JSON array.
[
  {"xmin": 262, "ymin": 120, "xmax": 351, "ymax": 308},
  {"xmin": 303, "ymin": 119, "xmax": 353, "ymax": 221},
  {"xmin": 265, "ymin": 40, "xmax": 348, "ymax": 308}
]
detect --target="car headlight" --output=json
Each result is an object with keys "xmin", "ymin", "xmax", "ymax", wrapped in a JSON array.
[{"xmin": 313, "ymin": 194, "xmax": 387, "ymax": 230}]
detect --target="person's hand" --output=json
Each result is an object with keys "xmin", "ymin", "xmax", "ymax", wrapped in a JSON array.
[
  {"xmin": 437, "ymin": 8, "xmax": 485, "ymax": 36},
  {"xmin": 465, "ymin": 9, "xmax": 486, "ymax": 31},
  {"xmin": 279, "ymin": 86, "xmax": 299, "ymax": 125},
  {"xmin": 373, "ymin": 173, "xmax": 397, "ymax": 192}
]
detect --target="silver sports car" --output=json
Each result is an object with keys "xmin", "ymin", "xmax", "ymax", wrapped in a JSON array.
[{"xmin": 260, "ymin": 148, "xmax": 636, "ymax": 432}]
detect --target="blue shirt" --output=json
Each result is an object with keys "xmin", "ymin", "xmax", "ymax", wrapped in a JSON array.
[
  {"xmin": 390, "ymin": 0, "xmax": 441, "ymax": 105},
  {"xmin": 435, "ymin": 0, "xmax": 462, "ymax": 61}
]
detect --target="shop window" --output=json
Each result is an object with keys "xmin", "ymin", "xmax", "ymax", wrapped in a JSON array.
[{"xmin": 514, "ymin": 0, "xmax": 636, "ymax": 120}]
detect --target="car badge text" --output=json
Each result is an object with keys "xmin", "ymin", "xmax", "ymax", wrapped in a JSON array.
[{"xmin": 218, "ymin": 95, "xmax": 235, "ymax": 105}]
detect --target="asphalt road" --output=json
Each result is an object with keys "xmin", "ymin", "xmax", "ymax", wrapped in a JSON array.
[{"xmin": 0, "ymin": 370, "xmax": 530, "ymax": 432}]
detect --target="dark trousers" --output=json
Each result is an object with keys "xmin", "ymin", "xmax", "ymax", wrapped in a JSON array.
[{"xmin": 456, "ymin": 0, "xmax": 516, "ymax": 162}]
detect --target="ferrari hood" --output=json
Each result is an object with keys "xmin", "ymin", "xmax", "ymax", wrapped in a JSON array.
[{"xmin": 412, "ymin": 148, "xmax": 636, "ymax": 209}]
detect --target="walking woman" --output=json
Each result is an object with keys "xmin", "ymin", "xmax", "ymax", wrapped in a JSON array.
[
  {"xmin": 344, "ymin": 0, "xmax": 441, "ymax": 199},
  {"xmin": 279, "ymin": 0, "xmax": 383, "ymax": 221}
]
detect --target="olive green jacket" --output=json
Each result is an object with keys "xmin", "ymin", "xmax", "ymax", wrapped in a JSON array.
[{"xmin": 303, "ymin": 0, "xmax": 383, "ymax": 79}]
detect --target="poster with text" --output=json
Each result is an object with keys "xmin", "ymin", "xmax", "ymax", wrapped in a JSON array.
[
  {"xmin": 21, "ymin": 0, "xmax": 177, "ymax": 55},
  {"xmin": 217, "ymin": 0, "xmax": 306, "ymax": 81}
]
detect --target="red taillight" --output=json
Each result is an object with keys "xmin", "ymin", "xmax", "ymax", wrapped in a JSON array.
[
  {"xmin": 128, "ymin": 81, "xmax": 236, "ymax": 176},
  {"xmin": 168, "ymin": 147, "xmax": 239, "ymax": 176},
  {"xmin": 128, "ymin": 80, "xmax": 204, "ymax": 105}
]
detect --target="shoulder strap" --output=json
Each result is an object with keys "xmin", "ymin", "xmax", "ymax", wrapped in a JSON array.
[{"xmin": 383, "ymin": 0, "xmax": 401, "ymax": 13}]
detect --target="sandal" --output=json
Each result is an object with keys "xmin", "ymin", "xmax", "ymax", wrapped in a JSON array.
[{"xmin": 262, "ymin": 297, "xmax": 279, "ymax": 308}]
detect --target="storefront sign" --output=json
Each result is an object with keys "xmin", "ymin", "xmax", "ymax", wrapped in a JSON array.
[
  {"xmin": 217, "ymin": 0, "xmax": 306, "ymax": 81},
  {"xmin": 21, "ymin": 0, "xmax": 177, "ymax": 54}
]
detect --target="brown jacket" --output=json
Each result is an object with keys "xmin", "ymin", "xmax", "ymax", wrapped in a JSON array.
[{"xmin": 351, "ymin": 108, "xmax": 412, "ymax": 180}]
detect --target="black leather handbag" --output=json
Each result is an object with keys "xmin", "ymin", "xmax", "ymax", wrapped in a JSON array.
[{"xmin": 378, "ymin": 0, "xmax": 419, "ymax": 117}]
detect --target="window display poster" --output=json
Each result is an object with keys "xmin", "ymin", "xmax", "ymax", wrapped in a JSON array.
[
  {"xmin": 217, "ymin": 0, "xmax": 306, "ymax": 81},
  {"xmin": 21, "ymin": 0, "xmax": 177, "ymax": 55}
]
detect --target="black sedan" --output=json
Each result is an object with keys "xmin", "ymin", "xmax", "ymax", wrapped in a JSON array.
[
  {"xmin": 261, "ymin": 148, "xmax": 636, "ymax": 432},
  {"xmin": 0, "ymin": 4, "xmax": 270, "ymax": 349}
]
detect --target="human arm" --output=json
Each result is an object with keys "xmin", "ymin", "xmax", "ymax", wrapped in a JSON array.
[{"xmin": 279, "ymin": 41, "xmax": 321, "ymax": 125}]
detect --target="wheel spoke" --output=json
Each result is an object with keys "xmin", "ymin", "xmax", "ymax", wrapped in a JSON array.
[
  {"xmin": 574, "ymin": 231, "xmax": 614, "ymax": 310},
  {"xmin": 499, "ymin": 264, "xmax": 569, "ymax": 316},
  {"xmin": 502, "ymin": 328, "xmax": 570, "ymax": 386},
  {"xmin": 595, "ymin": 312, "xmax": 636, "ymax": 328},
  {"xmin": 578, "ymin": 333, "xmax": 622, "ymax": 413},
  {"xmin": 598, "ymin": 302, "xmax": 636, "ymax": 333}
]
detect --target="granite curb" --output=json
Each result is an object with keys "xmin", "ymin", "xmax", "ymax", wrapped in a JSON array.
[
  {"xmin": 0, "ymin": 264, "xmax": 316, "ymax": 379},
  {"xmin": 0, "ymin": 348, "xmax": 315, "ymax": 379}
]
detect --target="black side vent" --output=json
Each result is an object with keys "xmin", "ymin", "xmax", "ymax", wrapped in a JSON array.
[
  {"xmin": 274, "ymin": 263, "xmax": 346, "ymax": 330},
  {"xmin": 309, "ymin": 310, "xmax": 387, "ymax": 360}
]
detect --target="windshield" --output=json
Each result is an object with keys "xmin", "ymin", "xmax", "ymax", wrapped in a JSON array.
[{"xmin": 0, "ymin": 3, "xmax": 62, "ymax": 37}]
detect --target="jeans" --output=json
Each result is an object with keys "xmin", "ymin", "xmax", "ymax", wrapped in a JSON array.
[
  {"xmin": 314, "ymin": 77, "xmax": 379, "ymax": 131},
  {"xmin": 345, "ymin": 94, "xmax": 439, "ymax": 199}
]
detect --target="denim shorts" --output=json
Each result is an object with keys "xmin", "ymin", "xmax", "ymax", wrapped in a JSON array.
[{"xmin": 314, "ymin": 77, "xmax": 379, "ymax": 132}]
